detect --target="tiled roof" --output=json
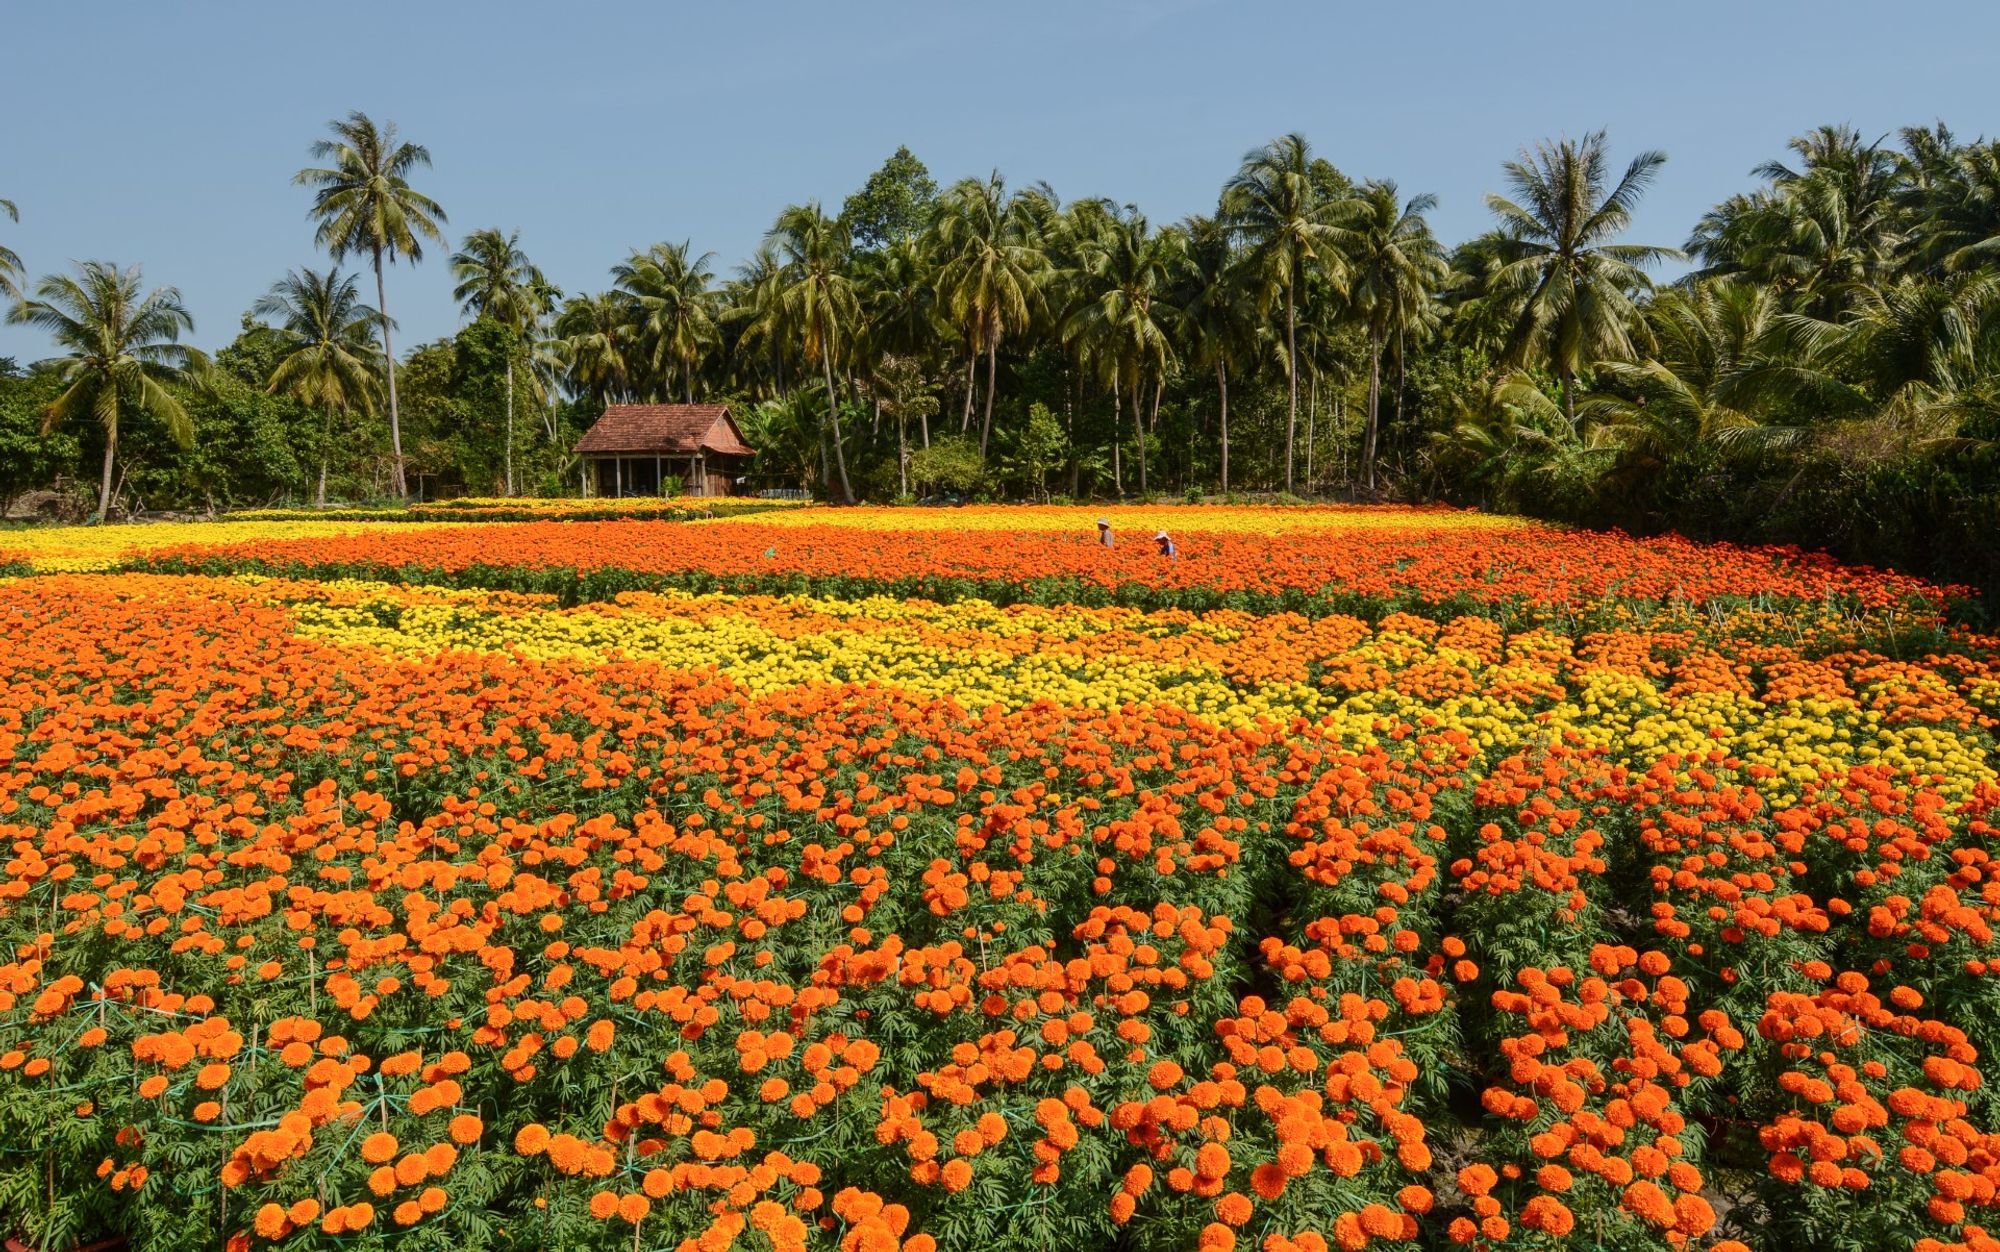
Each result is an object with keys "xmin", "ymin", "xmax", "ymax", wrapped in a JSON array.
[{"xmin": 573, "ymin": 405, "xmax": 754, "ymax": 457}]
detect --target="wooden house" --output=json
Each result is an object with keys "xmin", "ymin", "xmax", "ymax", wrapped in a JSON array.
[{"xmin": 573, "ymin": 404, "xmax": 756, "ymax": 498}]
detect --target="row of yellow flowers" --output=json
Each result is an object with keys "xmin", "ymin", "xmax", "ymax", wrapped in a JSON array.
[
  {"xmin": 0, "ymin": 520, "xmax": 467, "ymax": 571},
  {"xmin": 183, "ymin": 574, "xmax": 1999, "ymax": 805}
]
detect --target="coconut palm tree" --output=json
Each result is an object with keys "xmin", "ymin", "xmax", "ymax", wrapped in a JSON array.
[
  {"xmin": 1912, "ymin": 138, "xmax": 2000, "ymax": 275},
  {"xmin": 855, "ymin": 238, "xmax": 939, "ymax": 401},
  {"xmin": 554, "ymin": 293, "xmax": 634, "ymax": 410},
  {"xmin": 252, "ymin": 268, "xmax": 384, "ymax": 507},
  {"xmin": 1583, "ymin": 280, "xmax": 1812, "ymax": 470},
  {"xmin": 5, "ymin": 261, "xmax": 207, "ymax": 519},
  {"xmin": 1483, "ymin": 130, "xmax": 1681, "ymax": 427},
  {"xmin": 725, "ymin": 243, "xmax": 796, "ymax": 403},
  {"xmin": 0, "ymin": 199, "xmax": 22, "ymax": 302},
  {"xmin": 295, "ymin": 112, "xmax": 447, "ymax": 498},
  {"xmin": 768, "ymin": 202, "xmax": 858, "ymax": 503},
  {"xmin": 1069, "ymin": 211, "xmax": 1177, "ymax": 495},
  {"xmin": 1038, "ymin": 194, "xmax": 1124, "ymax": 491},
  {"xmin": 1335, "ymin": 181, "xmax": 1449, "ymax": 488},
  {"xmin": 612, "ymin": 241, "xmax": 720, "ymax": 405},
  {"xmin": 1223, "ymin": 134, "xmax": 1353, "ymax": 491},
  {"xmin": 451, "ymin": 229, "xmax": 548, "ymax": 495},
  {"xmin": 1171, "ymin": 214, "xmax": 1252, "ymax": 493},
  {"xmin": 930, "ymin": 174, "xmax": 1047, "ymax": 455}
]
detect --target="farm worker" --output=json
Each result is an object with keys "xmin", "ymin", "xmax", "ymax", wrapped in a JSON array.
[
  {"xmin": 1096, "ymin": 517, "xmax": 1114, "ymax": 547},
  {"xmin": 1155, "ymin": 530, "xmax": 1177, "ymax": 559}
]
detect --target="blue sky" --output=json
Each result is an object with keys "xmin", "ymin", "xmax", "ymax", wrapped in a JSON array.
[{"xmin": 3, "ymin": 0, "xmax": 1996, "ymax": 362}]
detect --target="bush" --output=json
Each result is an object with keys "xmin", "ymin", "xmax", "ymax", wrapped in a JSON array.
[{"xmin": 909, "ymin": 436, "xmax": 986, "ymax": 498}]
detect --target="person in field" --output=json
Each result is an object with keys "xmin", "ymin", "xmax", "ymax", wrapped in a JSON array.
[
  {"xmin": 1097, "ymin": 518, "xmax": 1114, "ymax": 547},
  {"xmin": 1154, "ymin": 530, "xmax": 1177, "ymax": 560}
]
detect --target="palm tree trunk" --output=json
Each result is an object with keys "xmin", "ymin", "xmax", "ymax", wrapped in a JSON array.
[
  {"xmin": 822, "ymin": 350, "xmax": 854, "ymax": 504},
  {"xmin": 1392, "ymin": 324, "xmax": 1408, "ymax": 480},
  {"xmin": 1365, "ymin": 330, "xmax": 1384, "ymax": 491},
  {"xmin": 1217, "ymin": 362, "xmax": 1230, "ymax": 494},
  {"xmin": 1066, "ymin": 368, "xmax": 1080, "ymax": 497},
  {"xmin": 817, "ymin": 400, "xmax": 832, "ymax": 494},
  {"xmin": 504, "ymin": 359, "xmax": 516, "ymax": 497},
  {"xmin": 898, "ymin": 410, "xmax": 908, "ymax": 498},
  {"xmin": 1307, "ymin": 368, "xmax": 1317, "ymax": 492},
  {"xmin": 374, "ymin": 249, "xmax": 407, "ymax": 499},
  {"xmin": 962, "ymin": 347, "xmax": 976, "ymax": 431},
  {"xmin": 1394, "ymin": 327, "xmax": 1406, "ymax": 468},
  {"xmin": 980, "ymin": 336, "xmax": 998, "ymax": 458},
  {"xmin": 1336, "ymin": 396, "xmax": 1345, "ymax": 488},
  {"xmin": 1111, "ymin": 373, "xmax": 1122, "ymax": 495},
  {"xmin": 1284, "ymin": 282, "xmax": 1298, "ymax": 494},
  {"xmin": 97, "ymin": 422, "xmax": 116, "ymax": 521},
  {"xmin": 1133, "ymin": 372, "xmax": 1148, "ymax": 496},
  {"xmin": 1562, "ymin": 366, "xmax": 1576, "ymax": 429},
  {"xmin": 317, "ymin": 408, "xmax": 332, "ymax": 509}
]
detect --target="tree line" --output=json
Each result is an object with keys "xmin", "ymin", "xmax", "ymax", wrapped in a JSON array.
[{"xmin": 3, "ymin": 114, "xmax": 1999, "ymax": 595}]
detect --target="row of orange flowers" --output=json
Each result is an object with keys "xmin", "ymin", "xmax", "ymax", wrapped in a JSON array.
[{"xmin": 105, "ymin": 514, "xmax": 1972, "ymax": 622}]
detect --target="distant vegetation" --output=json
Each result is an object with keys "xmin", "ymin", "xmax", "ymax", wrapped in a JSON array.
[{"xmin": 4, "ymin": 117, "xmax": 2000, "ymax": 596}]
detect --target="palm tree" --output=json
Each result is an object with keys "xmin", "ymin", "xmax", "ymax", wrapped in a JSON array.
[
  {"xmin": 252, "ymin": 268, "xmax": 384, "ymax": 507},
  {"xmin": 1483, "ymin": 130, "xmax": 1681, "ymax": 427},
  {"xmin": 1909, "ymin": 137, "xmax": 2000, "ymax": 275},
  {"xmin": 1335, "ymin": 181, "xmax": 1448, "ymax": 488},
  {"xmin": 1070, "ymin": 211, "xmax": 1177, "ymax": 494},
  {"xmin": 1040, "ymin": 194, "xmax": 1123, "ymax": 491},
  {"xmin": 1583, "ymin": 280, "xmax": 1810, "ymax": 470},
  {"xmin": 930, "ymin": 174, "xmax": 1046, "ymax": 455},
  {"xmin": 1688, "ymin": 129, "xmax": 1901, "ymax": 316},
  {"xmin": 725, "ymin": 243, "xmax": 795, "ymax": 403},
  {"xmin": 451, "ymin": 229, "xmax": 548, "ymax": 495},
  {"xmin": 1171, "ymin": 214, "xmax": 1251, "ymax": 492},
  {"xmin": 612, "ymin": 241, "xmax": 720, "ymax": 404},
  {"xmin": 295, "ymin": 111, "xmax": 447, "ymax": 498},
  {"xmin": 1223, "ymin": 134, "xmax": 1353, "ymax": 491},
  {"xmin": 768, "ymin": 202, "xmax": 858, "ymax": 503},
  {"xmin": 855, "ymin": 238, "xmax": 940, "ymax": 425},
  {"xmin": 554, "ymin": 292, "xmax": 634, "ymax": 410},
  {"xmin": 5, "ymin": 261, "xmax": 208, "ymax": 519},
  {"xmin": 0, "ymin": 199, "xmax": 21, "ymax": 302}
]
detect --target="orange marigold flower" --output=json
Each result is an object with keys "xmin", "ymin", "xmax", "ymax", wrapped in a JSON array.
[
  {"xmin": 253, "ymin": 1203, "xmax": 288, "ymax": 1239},
  {"xmin": 941, "ymin": 1160, "xmax": 973, "ymax": 1193},
  {"xmin": 1457, "ymin": 1163, "xmax": 1497, "ymax": 1196},
  {"xmin": 1250, "ymin": 1163, "xmax": 1287, "ymax": 1200},
  {"xmin": 514, "ymin": 1124, "xmax": 550, "ymax": 1155},
  {"xmin": 1215, "ymin": 1192, "xmax": 1252, "ymax": 1226}
]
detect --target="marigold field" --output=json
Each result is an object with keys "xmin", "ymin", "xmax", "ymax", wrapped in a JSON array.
[{"xmin": 2, "ymin": 504, "xmax": 1998, "ymax": 1252}]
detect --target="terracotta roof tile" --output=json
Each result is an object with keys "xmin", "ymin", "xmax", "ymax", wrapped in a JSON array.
[{"xmin": 573, "ymin": 405, "xmax": 754, "ymax": 456}]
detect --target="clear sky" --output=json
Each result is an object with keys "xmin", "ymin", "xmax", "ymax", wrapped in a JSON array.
[{"xmin": 3, "ymin": 0, "xmax": 1996, "ymax": 362}]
